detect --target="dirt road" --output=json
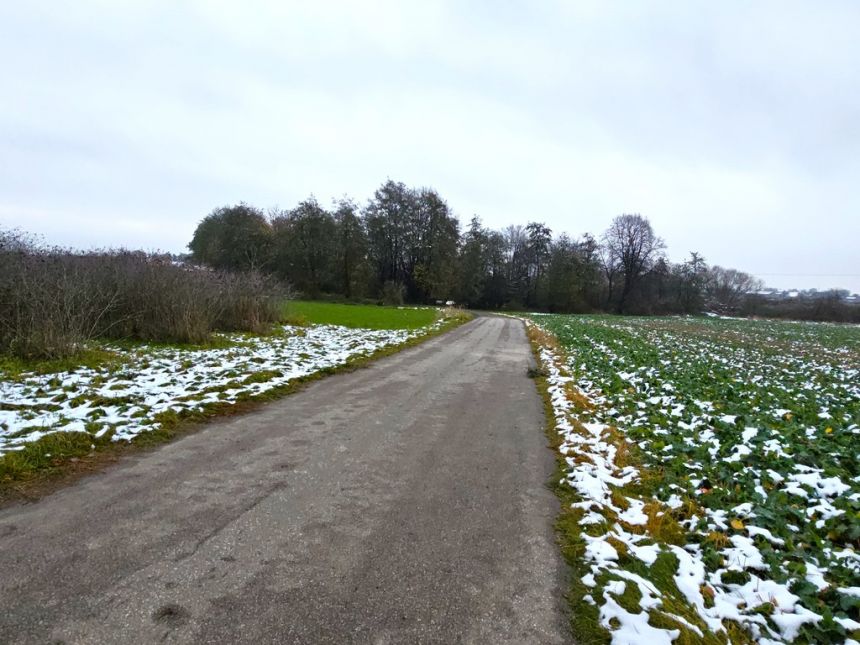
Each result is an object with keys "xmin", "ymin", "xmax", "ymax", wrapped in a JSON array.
[{"xmin": 0, "ymin": 316, "xmax": 569, "ymax": 644}]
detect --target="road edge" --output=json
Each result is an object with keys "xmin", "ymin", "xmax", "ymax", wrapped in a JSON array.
[
  {"xmin": 0, "ymin": 312, "xmax": 473, "ymax": 506},
  {"xmin": 523, "ymin": 318, "xmax": 608, "ymax": 643}
]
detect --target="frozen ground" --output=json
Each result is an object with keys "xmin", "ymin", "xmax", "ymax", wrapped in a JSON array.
[
  {"xmin": 0, "ymin": 322, "xmax": 442, "ymax": 455},
  {"xmin": 528, "ymin": 315, "xmax": 859, "ymax": 644}
]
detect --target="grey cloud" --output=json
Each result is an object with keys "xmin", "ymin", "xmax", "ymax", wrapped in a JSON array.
[{"xmin": 1, "ymin": 0, "xmax": 858, "ymax": 291}]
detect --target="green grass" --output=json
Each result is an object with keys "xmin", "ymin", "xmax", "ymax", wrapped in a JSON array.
[
  {"xmin": 0, "ymin": 431, "xmax": 113, "ymax": 482},
  {"xmin": 0, "ymin": 348, "xmax": 124, "ymax": 380},
  {"xmin": 283, "ymin": 300, "xmax": 438, "ymax": 330},
  {"xmin": 0, "ymin": 335, "xmax": 251, "ymax": 381}
]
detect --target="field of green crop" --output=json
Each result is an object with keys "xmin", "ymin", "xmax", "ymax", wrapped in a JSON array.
[{"xmin": 527, "ymin": 314, "xmax": 859, "ymax": 644}]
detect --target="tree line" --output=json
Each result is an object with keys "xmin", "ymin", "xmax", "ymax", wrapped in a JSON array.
[{"xmin": 188, "ymin": 179, "xmax": 851, "ymax": 318}]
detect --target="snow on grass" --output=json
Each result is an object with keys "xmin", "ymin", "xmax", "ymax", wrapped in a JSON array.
[
  {"xmin": 0, "ymin": 321, "xmax": 443, "ymax": 454},
  {"xmin": 528, "ymin": 315, "xmax": 860, "ymax": 644}
]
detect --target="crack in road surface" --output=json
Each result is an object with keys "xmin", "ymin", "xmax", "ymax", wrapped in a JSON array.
[{"xmin": 0, "ymin": 316, "xmax": 570, "ymax": 644}]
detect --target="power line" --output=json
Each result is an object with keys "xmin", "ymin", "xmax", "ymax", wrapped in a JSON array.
[{"xmin": 750, "ymin": 273, "xmax": 860, "ymax": 277}]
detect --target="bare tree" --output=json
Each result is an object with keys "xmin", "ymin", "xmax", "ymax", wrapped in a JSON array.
[
  {"xmin": 599, "ymin": 243, "xmax": 619, "ymax": 310},
  {"xmin": 602, "ymin": 214, "xmax": 665, "ymax": 313},
  {"xmin": 706, "ymin": 266, "xmax": 763, "ymax": 313}
]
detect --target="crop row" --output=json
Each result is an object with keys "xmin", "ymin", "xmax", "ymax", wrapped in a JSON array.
[{"xmin": 528, "ymin": 314, "xmax": 859, "ymax": 644}]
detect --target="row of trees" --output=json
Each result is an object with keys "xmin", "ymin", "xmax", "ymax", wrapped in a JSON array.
[
  {"xmin": 186, "ymin": 180, "xmax": 796, "ymax": 316},
  {"xmin": 189, "ymin": 183, "xmax": 462, "ymax": 304}
]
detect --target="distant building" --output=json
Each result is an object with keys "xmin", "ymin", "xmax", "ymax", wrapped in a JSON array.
[{"xmin": 751, "ymin": 287, "xmax": 859, "ymax": 305}]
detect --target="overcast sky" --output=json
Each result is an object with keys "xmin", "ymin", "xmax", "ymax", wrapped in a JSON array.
[{"xmin": 2, "ymin": 1, "xmax": 858, "ymax": 292}]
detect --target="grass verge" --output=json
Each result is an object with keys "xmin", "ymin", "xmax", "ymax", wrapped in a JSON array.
[
  {"xmin": 524, "ymin": 321, "xmax": 741, "ymax": 645},
  {"xmin": 525, "ymin": 322, "xmax": 609, "ymax": 644},
  {"xmin": 0, "ymin": 308, "xmax": 472, "ymax": 504},
  {"xmin": 0, "ymin": 348, "xmax": 124, "ymax": 381}
]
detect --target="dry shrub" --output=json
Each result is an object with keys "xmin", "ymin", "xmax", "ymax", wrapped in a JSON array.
[
  {"xmin": 95, "ymin": 253, "xmax": 217, "ymax": 344},
  {"xmin": 213, "ymin": 271, "xmax": 282, "ymax": 333},
  {"xmin": 0, "ymin": 234, "xmax": 288, "ymax": 358},
  {"xmin": 0, "ymin": 245, "xmax": 116, "ymax": 357}
]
